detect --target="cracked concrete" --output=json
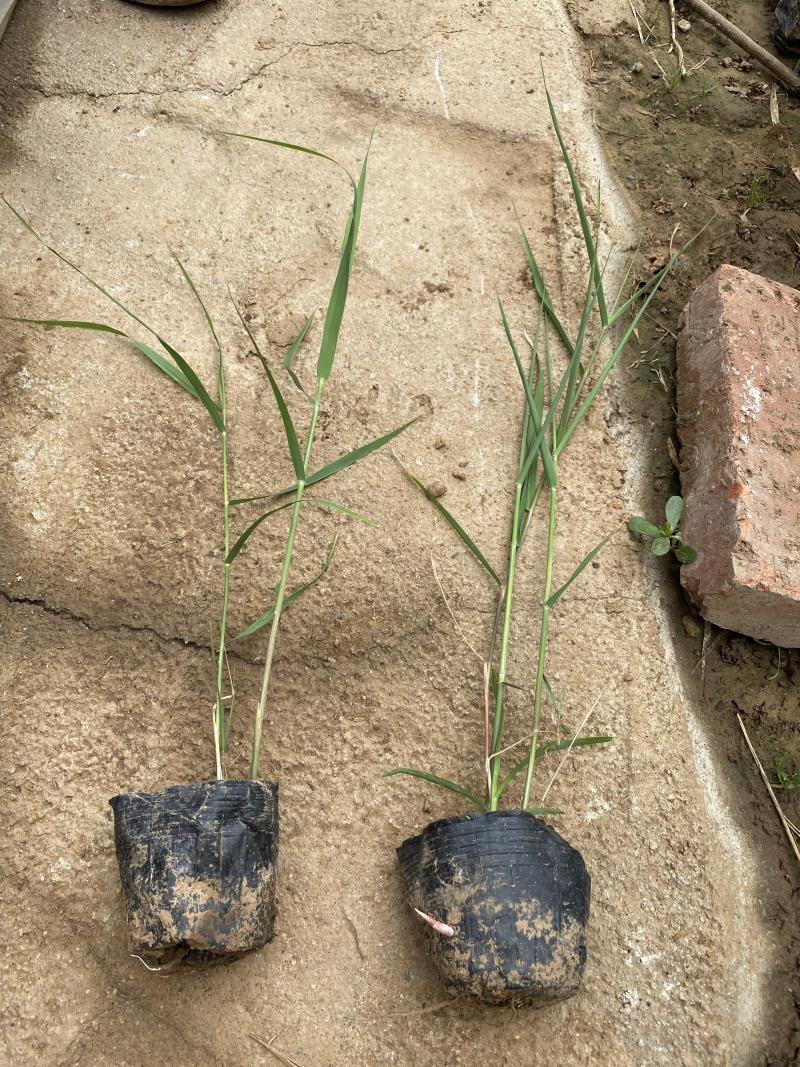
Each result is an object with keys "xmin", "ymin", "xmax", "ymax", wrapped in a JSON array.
[
  {"xmin": 0, "ymin": 0, "xmax": 795, "ymax": 1065},
  {"xmin": 0, "ymin": 586, "xmax": 244, "ymax": 657},
  {"xmin": 16, "ymin": 39, "xmax": 419, "ymax": 102}
]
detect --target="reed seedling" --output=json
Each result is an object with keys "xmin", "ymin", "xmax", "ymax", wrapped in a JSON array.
[
  {"xmin": 387, "ymin": 90, "xmax": 699, "ymax": 815},
  {"xmin": 5, "ymin": 135, "xmax": 415, "ymax": 783}
]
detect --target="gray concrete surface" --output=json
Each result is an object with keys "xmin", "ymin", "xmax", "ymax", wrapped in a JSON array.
[{"xmin": 0, "ymin": 1, "xmax": 793, "ymax": 1064}]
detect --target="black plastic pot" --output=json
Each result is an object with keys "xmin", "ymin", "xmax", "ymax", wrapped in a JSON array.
[
  {"xmin": 397, "ymin": 810, "xmax": 590, "ymax": 1004},
  {"xmin": 110, "ymin": 779, "xmax": 278, "ymax": 965}
]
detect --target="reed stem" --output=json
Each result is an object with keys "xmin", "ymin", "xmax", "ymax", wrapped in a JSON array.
[
  {"xmin": 522, "ymin": 484, "xmax": 557, "ymax": 810},
  {"xmin": 213, "ymin": 354, "xmax": 231, "ymax": 780},
  {"xmin": 249, "ymin": 378, "xmax": 325, "ymax": 779},
  {"xmin": 488, "ymin": 482, "xmax": 524, "ymax": 811}
]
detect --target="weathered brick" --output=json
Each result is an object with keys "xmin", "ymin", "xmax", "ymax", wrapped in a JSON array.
[{"xmin": 676, "ymin": 264, "xmax": 800, "ymax": 648}]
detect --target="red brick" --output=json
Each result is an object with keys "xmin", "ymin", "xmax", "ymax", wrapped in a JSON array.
[{"xmin": 676, "ymin": 264, "xmax": 800, "ymax": 648}]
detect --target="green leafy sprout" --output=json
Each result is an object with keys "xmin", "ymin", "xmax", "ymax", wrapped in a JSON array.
[
  {"xmin": 773, "ymin": 753, "xmax": 800, "ymax": 791},
  {"xmin": 3, "ymin": 132, "xmax": 416, "ymax": 782},
  {"xmin": 384, "ymin": 88, "xmax": 702, "ymax": 816},
  {"xmin": 628, "ymin": 495, "xmax": 697, "ymax": 564},
  {"xmin": 746, "ymin": 176, "xmax": 766, "ymax": 210}
]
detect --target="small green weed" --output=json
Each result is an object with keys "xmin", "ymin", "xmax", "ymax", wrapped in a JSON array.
[
  {"xmin": 746, "ymin": 177, "xmax": 766, "ymax": 209},
  {"xmin": 629, "ymin": 495, "xmax": 697, "ymax": 563},
  {"xmin": 773, "ymin": 753, "xmax": 800, "ymax": 791},
  {"xmin": 664, "ymin": 68, "xmax": 683, "ymax": 93}
]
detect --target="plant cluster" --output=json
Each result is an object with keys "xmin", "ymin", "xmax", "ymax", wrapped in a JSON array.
[
  {"xmin": 386, "ymin": 91, "xmax": 696, "ymax": 815},
  {"xmin": 4, "ymin": 136, "xmax": 415, "ymax": 782}
]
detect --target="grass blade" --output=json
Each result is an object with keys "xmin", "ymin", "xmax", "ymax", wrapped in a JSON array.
[
  {"xmin": 3, "ymin": 197, "xmax": 154, "ymax": 338},
  {"xmin": 230, "ymin": 290, "xmax": 304, "ymax": 473},
  {"xmin": 173, "ymin": 255, "xmax": 221, "ymax": 355},
  {"xmin": 315, "ymin": 154, "xmax": 367, "ymax": 382},
  {"xmin": 285, "ymin": 311, "xmax": 316, "ymax": 371},
  {"xmin": 3, "ymin": 198, "xmax": 221, "ymax": 426},
  {"xmin": 403, "ymin": 468, "xmax": 501, "ymax": 585},
  {"xmin": 383, "ymin": 768, "xmax": 486, "ymax": 810},
  {"xmin": 155, "ymin": 333, "xmax": 225, "ymax": 432},
  {"xmin": 498, "ymin": 298, "xmax": 557, "ymax": 489},
  {"xmin": 537, "ymin": 734, "xmax": 612, "ymax": 756},
  {"xmin": 284, "ymin": 310, "xmax": 317, "ymax": 396},
  {"xmin": 224, "ymin": 134, "xmax": 356, "ymax": 192},
  {"xmin": 230, "ymin": 286, "xmax": 265, "ymax": 359},
  {"xmin": 544, "ymin": 84, "xmax": 609, "ymax": 326},
  {"xmin": 516, "ymin": 214, "xmax": 574, "ymax": 357},
  {"xmin": 255, "ymin": 354, "xmax": 306, "ymax": 480},
  {"xmin": 224, "ymin": 133, "xmax": 366, "ymax": 382},
  {"xmin": 229, "ymin": 493, "xmax": 271, "ymax": 507},
  {"xmin": 608, "ymin": 223, "xmax": 708, "ymax": 329},
  {"xmin": 545, "ymin": 527, "xmax": 617, "ymax": 607},
  {"xmin": 129, "ymin": 339, "xmax": 199, "ymax": 396},
  {"xmin": 519, "ymin": 303, "xmax": 543, "ymax": 478},
  {"xmin": 312, "ymin": 498, "xmax": 377, "ymax": 525},
  {"xmin": 526, "ymin": 806, "xmax": 565, "ymax": 816},
  {"xmin": 226, "ymin": 500, "xmax": 295, "ymax": 564},
  {"xmin": 558, "ymin": 266, "xmax": 596, "ymax": 438},
  {"xmin": 277, "ymin": 416, "xmax": 420, "ymax": 496},
  {"xmin": 559, "ymin": 251, "xmax": 689, "ymax": 452},
  {"xmin": 4, "ymin": 316, "xmax": 199, "ymax": 397},
  {"xmin": 497, "ymin": 735, "xmax": 612, "ymax": 795},
  {"xmin": 236, "ymin": 537, "xmax": 338, "ymax": 639},
  {"xmin": 3, "ymin": 316, "xmax": 125, "ymax": 334}
]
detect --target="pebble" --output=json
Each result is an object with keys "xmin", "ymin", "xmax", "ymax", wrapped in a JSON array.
[
  {"xmin": 631, "ymin": 62, "xmax": 643, "ymax": 74},
  {"xmin": 677, "ymin": 18, "xmax": 691, "ymax": 32},
  {"xmin": 429, "ymin": 481, "xmax": 447, "ymax": 499}
]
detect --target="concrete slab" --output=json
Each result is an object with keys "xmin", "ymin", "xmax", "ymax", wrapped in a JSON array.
[
  {"xmin": 0, "ymin": 1, "xmax": 792, "ymax": 1064},
  {"xmin": 0, "ymin": 0, "xmax": 17, "ymax": 44}
]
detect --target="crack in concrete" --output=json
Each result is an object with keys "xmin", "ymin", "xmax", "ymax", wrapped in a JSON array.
[
  {"xmin": 0, "ymin": 587, "xmax": 434, "ymax": 675},
  {"xmin": 0, "ymin": 586, "xmax": 259, "ymax": 665},
  {"xmin": 16, "ymin": 38, "xmax": 413, "ymax": 104}
]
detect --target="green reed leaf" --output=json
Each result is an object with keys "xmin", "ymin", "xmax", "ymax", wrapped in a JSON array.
[
  {"xmin": 383, "ymin": 768, "xmax": 486, "ymax": 810},
  {"xmin": 236, "ymin": 537, "xmax": 338, "ymax": 639},
  {"xmin": 312, "ymin": 498, "xmax": 377, "ymax": 525},
  {"xmin": 544, "ymin": 83, "xmax": 609, "ymax": 326},
  {"xmin": 226, "ymin": 500, "xmax": 296, "ymax": 564},
  {"xmin": 276, "ymin": 416, "xmax": 420, "ymax": 496},
  {"xmin": 545, "ymin": 527, "xmax": 616, "ymax": 607},
  {"xmin": 255, "ymin": 354, "xmax": 306, "ymax": 480},
  {"xmin": 403, "ymin": 468, "xmax": 501, "ymax": 585}
]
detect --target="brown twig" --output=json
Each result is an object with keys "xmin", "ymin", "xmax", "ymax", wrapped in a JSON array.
[
  {"xmin": 736, "ymin": 713, "xmax": 800, "ymax": 869},
  {"xmin": 249, "ymin": 1032, "xmax": 307, "ymax": 1067},
  {"xmin": 681, "ymin": 0, "xmax": 800, "ymax": 94},
  {"xmin": 769, "ymin": 85, "xmax": 800, "ymax": 183},
  {"xmin": 668, "ymin": 0, "xmax": 688, "ymax": 77}
]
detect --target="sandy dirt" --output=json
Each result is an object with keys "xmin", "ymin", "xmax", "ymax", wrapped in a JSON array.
[{"xmin": 0, "ymin": 0, "xmax": 797, "ymax": 1064}]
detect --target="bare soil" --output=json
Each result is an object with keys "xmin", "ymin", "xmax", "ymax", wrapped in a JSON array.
[{"xmin": 578, "ymin": 1, "xmax": 800, "ymax": 1056}]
